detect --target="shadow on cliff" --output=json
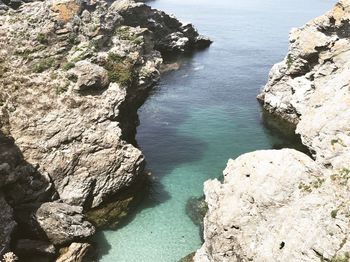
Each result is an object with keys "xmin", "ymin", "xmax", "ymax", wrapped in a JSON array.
[
  {"xmin": 260, "ymin": 108, "xmax": 312, "ymax": 156},
  {"xmin": 0, "ymin": 129, "xmax": 55, "ymax": 259}
]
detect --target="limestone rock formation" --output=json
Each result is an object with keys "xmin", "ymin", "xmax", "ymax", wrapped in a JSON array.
[
  {"xmin": 196, "ymin": 1, "xmax": 350, "ymax": 261},
  {"xmin": 0, "ymin": 0, "xmax": 211, "ymax": 259},
  {"xmin": 258, "ymin": 0, "xmax": 350, "ymax": 168},
  {"xmin": 195, "ymin": 150, "xmax": 350, "ymax": 262}
]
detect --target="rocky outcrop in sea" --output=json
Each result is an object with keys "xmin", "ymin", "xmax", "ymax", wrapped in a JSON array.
[
  {"xmin": 195, "ymin": 1, "xmax": 350, "ymax": 261},
  {"xmin": 0, "ymin": 0, "xmax": 211, "ymax": 260}
]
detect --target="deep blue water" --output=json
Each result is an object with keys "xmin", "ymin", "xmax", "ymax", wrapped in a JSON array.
[{"xmin": 98, "ymin": 0, "xmax": 336, "ymax": 261}]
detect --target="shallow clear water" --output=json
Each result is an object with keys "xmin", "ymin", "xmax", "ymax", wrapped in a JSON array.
[{"xmin": 98, "ymin": 0, "xmax": 336, "ymax": 261}]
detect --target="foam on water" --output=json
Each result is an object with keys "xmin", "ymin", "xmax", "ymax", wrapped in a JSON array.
[{"xmin": 97, "ymin": 0, "xmax": 336, "ymax": 261}]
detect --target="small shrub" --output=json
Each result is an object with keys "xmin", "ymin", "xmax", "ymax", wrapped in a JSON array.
[
  {"xmin": 0, "ymin": 65, "xmax": 8, "ymax": 77},
  {"xmin": 286, "ymin": 54, "xmax": 294, "ymax": 69},
  {"xmin": 105, "ymin": 53, "xmax": 133, "ymax": 85},
  {"xmin": 331, "ymin": 168, "xmax": 350, "ymax": 186},
  {"xmin": 331, "ymin": 209, "xmax": 338, "ymax": 219},
  {"xmin": 107, "ymin": 52, "xmax": 124, "ymax": 63},
  {"xmin": 107, "ymin": 63, "xmax": 132, "ymax": 85},
  {"xmin": 298, "ymin": 182, "xmax": 312, "ymax": 193},
  {"xmin": 331, "ymin": 139, "xmax": 338, "ymax": 145},
  {"xmin": 34, "ymin": 58, "xmax": 55, "ymax": 73},
  {"xmin": 116, "ymin": 26, "xmax": 131, "ymax": 39},
  {"xmin": 132, "ymin": 37, "xmax": 144, "ymax": 45},
  {"xmin": 63, "ymin": 62, "xmax": 75, "ymax": 71},
  {"xmin": 37, "ymin": 33, "xmax": 48, "ymax": 45},
  {"xmin": 330, "ymin": 252, "xmax": 350, "ymax": 262},
  {"xmin": 8, "ymin": 107, "xmax": 16, "ymax": 112},
  {"xmin": 15, "ymin": 49, "xmax": 32, "ymax": 60},
  {"xmin": 68, "ymin": 34, "xmax": 80, "ymax": 45},
  {"xmin": 55, "ymin": 84, "xmax": 69, "ymax": 94},
  {"xmin": 116, "ymin": 26, "xmax": 144, "ymax": 46}
]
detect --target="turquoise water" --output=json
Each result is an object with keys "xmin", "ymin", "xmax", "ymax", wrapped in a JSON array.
[{"xmin": 98, "ymin": 0, "xmax": 336, "ymax": 261}]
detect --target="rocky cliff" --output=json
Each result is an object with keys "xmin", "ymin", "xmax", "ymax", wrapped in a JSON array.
[
  {"xmin": 195, "ymin": 1, "xmax": 350, "ymax": 261},
  {"xmin": 0, "ymin": 0, "xmax": 211, "ymax": 260}
]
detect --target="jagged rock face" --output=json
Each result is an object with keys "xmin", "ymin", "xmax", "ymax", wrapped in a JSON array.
[
  {"xmin": 0, "ymin": 0, "xmax": 156, "ymax": 211},
  {"xmin": 0, "ymin": 0, "xmax": 211, "ymax": 258},
  {"xmin": 34, "ymin": 202, "xmax": 95, "ymax": 245},
  {"xmin": 195, "ymin": 149, "xmax": 350, "ymax": 262},
  {"xmin": 196, "ymin": 1, "xmax": 350, "ymax": 261},
  {"xmin": 258, "ymin": 0, "xmax": 350, "ymax": 169},
  {"xmin": 113, "ymin": 0, "xmax": 212, "ymax": 53},
  {"xmin": 0, "ymin": 0, "xmax": 210, "ymax": 211}
]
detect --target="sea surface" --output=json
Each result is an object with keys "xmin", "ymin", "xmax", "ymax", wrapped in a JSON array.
[{"xmin": 97, "ymin": 0, "xmax": 336, "ymax": 261}]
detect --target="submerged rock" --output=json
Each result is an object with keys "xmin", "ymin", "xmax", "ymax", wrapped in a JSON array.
[
  {"xmin": 186, "ymin": 196, "xmax": 208, "ymax": 227},
  {"xmin": 179, "ymin": 252, "xmax": 195, "ymax": 262},
  {"xmin": 186, "ymin": 196, "xmax": 208, "ymax": 241}
]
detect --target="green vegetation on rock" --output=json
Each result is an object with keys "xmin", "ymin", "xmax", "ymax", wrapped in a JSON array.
[
  {"xmin": 116, "ymin": 26, "xmax": 144, "ymax": 45},
  {"xmin": 62, "ymin": 62, "xmax": 75, "ymax": 71},
  {"xmin": 286, "ymin": 54, "xmax": 294, "ymax": 69},
  {"xmin": 36, "ymin": 33, "xmax": 48, "ymax": 45},
  {"xmin": 34, "ymin": 57, "xmax": 55, "ymax": 73},
  {"xmin": 105, "ymin": 52, "xmax": 133, "ymax": 85}
]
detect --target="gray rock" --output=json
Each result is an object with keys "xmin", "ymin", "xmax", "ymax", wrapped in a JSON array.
[
  {"xmin": 70, "ymin": 61, "xmax": 109, "ymax": 92},
  {"xmin": 195, "ymin": 149, "xmax": 350, "ymax": 262},
  {"xmin": 0, "ymin": 194, "xmax": 16, "ymax": 256},
  {"xmin": 34, "ymin": 202, "xmax": 95, "ymax": 245}
]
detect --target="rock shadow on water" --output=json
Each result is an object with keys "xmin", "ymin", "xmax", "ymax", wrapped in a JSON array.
[{"xmin": 141, "ymin": 130, "xmax": 209, "ymax": 180}]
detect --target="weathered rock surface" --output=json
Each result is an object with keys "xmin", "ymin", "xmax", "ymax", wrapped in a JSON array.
[
  {"xmin": 34, "ymin": 202, "xmax": 95, "ymax": 245},
  {"xmin": 195, "ymin": 150, "xmax": 350, "ymax": 262},
  {"xmin": 56, "ymin": 242, "xmax": 91, "ymax": 262},
  {"xmin": 113, "ymin": 0, "xmax": 212, "ymax": 52},
  {"xmin": 258, "ymin": 0, "xmax": 350, "ymax": 168},
  {"xmin": 196, "ymin": 1, "xmax": 350, "ymax": 261},
  {"xmin": 0, "ymin": 0, "xmax": 211, "ymax": 259}
]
